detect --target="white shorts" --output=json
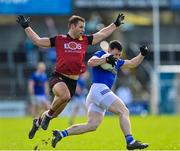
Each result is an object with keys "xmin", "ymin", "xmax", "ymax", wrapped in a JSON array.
[
  {"xmin": 86, "ymin": 83, "xmax": 119, "ymax": 115},
  {"xmin": 31, "ymin": 95, "xmax": 49, "ymax": 104}
]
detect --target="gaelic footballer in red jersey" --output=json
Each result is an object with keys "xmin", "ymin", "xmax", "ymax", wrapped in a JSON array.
[
  {"xmin": 16, "ymin": 14, "xmax": 125, "ymax": 139},
  {"xmin": 51, "ymin": 34, "xmax": 91, "ymax": 75}
]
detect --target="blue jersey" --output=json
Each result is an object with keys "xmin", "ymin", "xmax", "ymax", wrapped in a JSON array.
[
  {"xmin": 91, "ymin": 50, "xmax": 125, "ymax": 89},
  {"xmin": 30, "ymin": 72, "xmax": 48, "ymax": 95},
  {"xmin": 77, "ymin": 76, "xmax": 86, "ymax": 90}
]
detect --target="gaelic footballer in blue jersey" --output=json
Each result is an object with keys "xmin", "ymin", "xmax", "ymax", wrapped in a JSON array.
[
  {"xmin": 51, "ymin": 40, "xmax": 149, "ymax": 150},
  {"xmin": 28, "ymin": 62, "xmax": 50, "ymax": 117}
]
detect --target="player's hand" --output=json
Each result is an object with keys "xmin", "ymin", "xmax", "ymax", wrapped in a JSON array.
[
  {"xmin": 16, "ymin": 15, "xmax": 30, "ymax": 29},
  {"xmin": 106, "ymin": 55, "xmax": 117, "ymax": 67},
  {"xmin": 114, "ymin": 13, "xmax": 125, "ymax": 27},
  {"xmin": 140, "ymin": 45, "xmax": 149, "ymax": 56}
]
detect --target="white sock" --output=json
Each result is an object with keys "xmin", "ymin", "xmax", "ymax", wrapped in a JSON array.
[{"xmin": 45, "ymin": 112, "xmax": 52, "ymax": 118}]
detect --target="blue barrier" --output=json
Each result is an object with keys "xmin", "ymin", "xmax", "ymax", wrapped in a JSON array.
[{"xmin": 0, "ymin": 0, "xmax": 72, "ymax": 15}]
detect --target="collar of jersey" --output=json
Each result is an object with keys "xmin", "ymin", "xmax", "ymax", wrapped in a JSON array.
[{"xmin": 67, "ymin": 34, "xmax": 83, "ymax": 41}]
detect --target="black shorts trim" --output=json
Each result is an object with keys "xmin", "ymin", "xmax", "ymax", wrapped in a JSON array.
[{"xmin": 49, "ymin": 72, "xmax": 77, "ymax": 97}]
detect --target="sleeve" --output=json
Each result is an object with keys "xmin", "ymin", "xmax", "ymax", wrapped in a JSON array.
[
  {"xmin": 94, "ymin": 50, "xmax": 105, "ymax": 58},
  {"xmin": 29, "ymin": 73, "xmax": 34, "ymax": 80},
  {"xmin": 45, "ymin": 74, "xmax": 48, "ymax": 81},
  {"xmin": 49, "ymin": 36, "xmax": 57, "ymax": 47},
  {"xmin": 115, "ymin": 59, "xmax": 125, "ymax": 71},
  {"xmin": 86, "ymin": 35, "xmax": 93, "ymax": 45}
]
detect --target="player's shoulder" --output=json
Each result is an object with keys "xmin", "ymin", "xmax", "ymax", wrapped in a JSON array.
[
  {"xmin": 54, "ymin": 34, "xmax": 69, "ymax": 41},
  {"xmin": 32, "ymin": 71, "xmax": 37, "ymax": 76},
  {"xmin": 116, "ymin": 58, "xmax": 125, "ymax": 69},
  {"xmin": 117, "ymin": 58, "xmax": 124, "ymax": 63},
  {"xmin": 94, "ymin": 49, "xmax": 107, "ymax": 57},
  {"xmin": 29, "ymin": 72, "xmax": 36, "ymax": 79},
  {"xmin": 78, "ymin": 34, "xmax": 92, "ymax": 41}
]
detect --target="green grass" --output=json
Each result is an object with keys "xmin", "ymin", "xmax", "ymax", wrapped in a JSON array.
[{"xmin": 0, "ymin": 115, "xmax": 180, "ymax": 150}]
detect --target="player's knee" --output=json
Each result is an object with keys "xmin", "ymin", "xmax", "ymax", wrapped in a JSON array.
[
  {"xmin": 87, "ymin": 120, "xmax": 100, "ymax": 131},
  {"xmin": 121, "ymin": 106, "xmax": 129, "ymax": 117},
  {"xmin": 63, "ymin": 93, "xmax": 71, "ymax": 102},
  {"xmin": 88, "ymin": 123, "xmax": 99, "ymax": 131},
  {"xmin": 115, "ymin": 106, "xmax": 129, "ymax": 117},
  {"xmin": 56, "ymin": 93, "xmax": 71, "ymax": 103}
]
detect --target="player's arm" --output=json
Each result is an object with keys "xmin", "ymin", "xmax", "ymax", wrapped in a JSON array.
[
  {"xmin": 88, "ymin": 56, "xmax": 106, "ymax": 66},
  {"xmin": 28, "ymin": 79, "xmax": 34, "ymax": 95},
  {"xmin": 92, "ymin": 14, "xmax": 124, "ymax": 45},
  {"xmin": 45, "ymin": 81, "xmax": 50, "ymax": 96},
  {"xmin": 25, "ymin": 27, "xmax": 51, "ymax": 48},
  {"xmin": 122, "ymin": 46, "xmax": 148, "ymax": 69},
  {"xmin": 16, "ymin": 16, "xmax": 51, "ymax": 48},
  {"xmin": 88, "ymin": 55, "xmax": 117, "ymax": 67},
  {"xmin": 75, "ymin": 84, "xmax": 82, "ymax": 96}
]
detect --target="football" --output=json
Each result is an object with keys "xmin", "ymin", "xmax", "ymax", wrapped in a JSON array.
[{"xmin": 100, "ymin": 53, "xmax": 114, "ymax": 71}]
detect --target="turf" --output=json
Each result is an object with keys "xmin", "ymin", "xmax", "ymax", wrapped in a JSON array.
[{"xmin": 0, "ymin": 115, "xmax": 180, "ymax": 150}]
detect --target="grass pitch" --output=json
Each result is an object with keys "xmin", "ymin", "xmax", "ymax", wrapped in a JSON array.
[{"xmin": 0, "ymin": 115, "xmax": 180, "ymax": 150}]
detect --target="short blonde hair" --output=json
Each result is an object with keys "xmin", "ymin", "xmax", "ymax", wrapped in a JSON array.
[
  {"xmin": 37, "ymin": 62, "xmax": 46, "ymax": 70},
  {"xmin": 68, "ymin": 15, "xmax": 85, "ymax": 28}
]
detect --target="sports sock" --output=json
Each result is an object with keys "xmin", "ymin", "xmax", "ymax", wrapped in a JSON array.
[
  {"xmin": 38, "ymin": 117, "xmax": 42, "ymax": 125},
  {"xmin": 35, "ymin": 120, "xmax": 39, "ymax": 127},
  {"xmin": 125, "ymin": 134, "xmax": 135, "ymax": 144},
  {"xmin": 47, "ymin": 109, "xmax": 54, "ymax": 118},
  {"xmin": 35, "ymin": 117, "xmax": 42, "ymax": 127},
  {"xmin": 59, "ymin": 130, "xmax": 68, "ymax": 138}
]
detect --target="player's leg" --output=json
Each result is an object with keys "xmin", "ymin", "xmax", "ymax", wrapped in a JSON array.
[
  {"xmin": 34, "ymin": 96, "xmax": 44, "ymax": 116},
  {"xmin": 37, "ymin": 97, "xmax": 50, "ymax": 117},
  {"xmin": 107, "ymin": 96, "xmax": 148, "ymax": 150},
  {"xmin": 68, "ymin": 105, "xmax": 79, "ymax": 125},
  {"xmin": 28, "ymin": 110, "xmax": 46, "ymax": 139},
  {"xmin": 67, "ymin": 110, "xmax": 103, "ymax": 135},
  {"xmin": 30, "ymin": 102, "xmax": 38, "ymax": 117},
  {"xmin": 80, "ymin": 95, "xmax": 88, "ymax": 116},
  {"xmin": 41, "ymin": 82, "xmax": 71, "ymax": 130},
  {"xmin": 29, "ymin": 95, "xmax": 39, "ymax": 117},
  {"xmin": 68, "ymin": 96, "xmax": 81, "ymax": 125},
  {"xmin": 52, "ymin": 109, "xmax": 104, "ymax": 148},
  {"xmin": 41, "ymin": 72, "xmax": 78, "ymax": 130},
  {"xmin": 52, "ymin": 100, "xmax": 68, "ymax": 118},
  {"xmin": 41, "ymin": 98, "xmax": 50, "ymax": 111},
  {"xmin": 51, "ymin": 88, "xmax": 105, "ymax": 148},
  {"xmin": 28, "ymin": 97, "xmax": 44, "ymax": 139},
  {"xmin": 107, "ymin": 98, "xmax": 131, "ymax": 135},
  {"xmin": 29, "ymin": 81, "xmax": 71, "ymax": 139}
]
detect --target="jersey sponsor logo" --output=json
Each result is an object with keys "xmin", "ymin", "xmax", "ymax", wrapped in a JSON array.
[
  {"xmin": 64, "ymin": 42, "xmax": 82, "ymax": 50},
  {"xmin": 100, "ymin": 89, "xmax": 110, "ymax": 95}
]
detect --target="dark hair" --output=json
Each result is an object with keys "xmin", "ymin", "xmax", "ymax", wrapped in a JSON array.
[
  {"xmin": 109, "ymin": 40, "xmax": 122, "ymax": 51},
  {"xmin": 68, "ymin": 15, "xmax": 85, "ymax": 28}
]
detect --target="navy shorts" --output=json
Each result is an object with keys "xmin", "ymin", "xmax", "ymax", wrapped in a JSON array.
[{"xmin": 49, "ymin": 72, "xmax": 77, "ymax": 98}]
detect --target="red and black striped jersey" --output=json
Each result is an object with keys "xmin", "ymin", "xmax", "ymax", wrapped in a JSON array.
[{"xmin": 50, "ymin": 34, "xmax": 93, "ymax": 75}]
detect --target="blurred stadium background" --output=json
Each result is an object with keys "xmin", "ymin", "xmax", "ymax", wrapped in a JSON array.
[
  {"xmin": 0, "ymin": 0, "xmax": 180, "ymax": 116},
  {"xmin": 0, "ymin": 0, "xmax": 180, "ymax": 150}
]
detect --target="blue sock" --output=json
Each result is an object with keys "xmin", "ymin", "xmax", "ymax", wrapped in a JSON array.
[
  {"xmin": 125, "ymin": 134, "xmax": 134, "ymax": 144},
  {"xmin": 59, "ymin": 130, "xmax": 68, "ymax": 138}
]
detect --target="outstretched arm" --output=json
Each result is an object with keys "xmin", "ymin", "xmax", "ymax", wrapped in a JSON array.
[
  {"xmin": 88, "ymin": 56, "xmax": 106, "ymax": 67},
  {"xmin": 28, "ymin": 80, "xmax": 34, "ymax": 95},
  {"xmin": 88, "ymin": 55, "xmax": 117, "ymax": 67},
  {"xmin": 17, "ymin": 16, "xmax": 51, "ymax": 48},
  {"xmin": 25, "ymin": 27, "xmax": 51, "ymax": 48},
  {"xmin": 92, "ymin": 14, "xmax": 125, "ymax": 45},
  {"xmin": 122, "ymin": 46, "xmax": 149, "ymax": 68}
]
